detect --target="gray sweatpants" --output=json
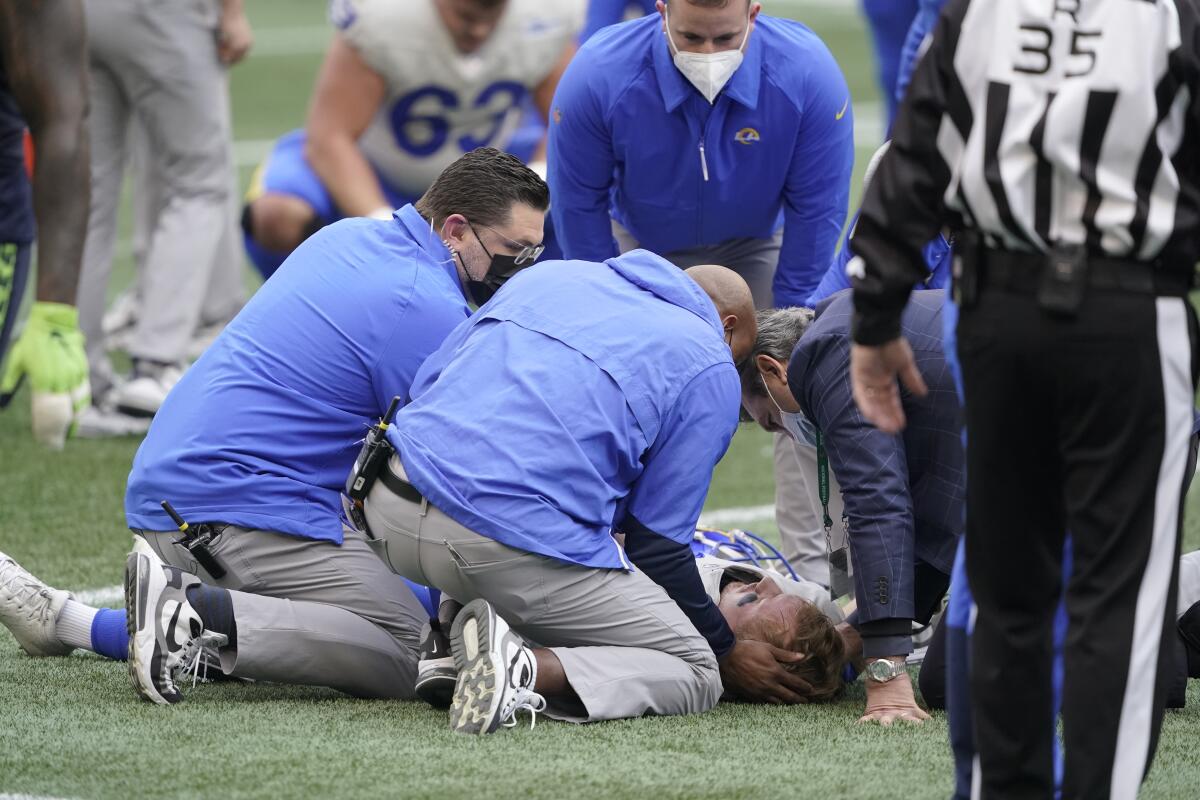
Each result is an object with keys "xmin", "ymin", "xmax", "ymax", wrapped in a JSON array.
[
  {"xmin": 137, "ymin": 524, "xmax": 426, "ymax": 699},
  {"xmin": 129, "ymin": 77, "xmax": 245, "ymax": 332},
  {"xmin": 363, "ymin": 456, "xmax": 722, "ymax": 723},
  {"xmin": 78, "ymin": 0, "xmax": 231, "ymax": 397}
]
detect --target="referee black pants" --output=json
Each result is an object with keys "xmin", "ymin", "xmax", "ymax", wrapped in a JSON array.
[{"xmin": 956, "ymin": 288, "xmax": 1198, "ymax": 800}]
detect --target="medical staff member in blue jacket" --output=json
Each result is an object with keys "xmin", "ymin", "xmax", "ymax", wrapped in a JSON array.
[
  {"xmin": 118, "ymin": 149, "xmax": 549, "ymax": 706},
  {"xmin": 740, "ymin": 290, "xmax": 963, "ymax": 726},
  {"xmin": 364, "ymin": 254, "xmax": 813, "ymax": 735},
  {"xmin": 549, "ymin": 0, "xmax": 855, "ymax": 591},
  {"xmin": 548, "ymin": 0, "xmax": 853, "ymax": 311}
]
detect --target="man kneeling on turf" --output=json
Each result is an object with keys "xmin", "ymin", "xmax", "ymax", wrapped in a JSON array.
[
  {"xmin": 361, "ymin": 253, "xmax": 816, "ymax": 734},
  {"xmin": 0, "ymin": 149, "xmax": 550, "ymax": 704}
]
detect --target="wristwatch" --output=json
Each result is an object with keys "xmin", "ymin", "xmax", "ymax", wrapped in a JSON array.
[{"xmin": 865, "ymin": 658, "xmax": 905, "ymax": 683}]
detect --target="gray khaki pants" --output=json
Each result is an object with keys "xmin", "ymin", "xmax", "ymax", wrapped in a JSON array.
[
  {"xmin": 363, "ymin": 456, "xmax": 722, "ymax": 723},
  {"xmin": 774, "ymin": 433, "xmax": 847, "ymax": 588},
  {"xmin": 79, "ymin": 0, "xmax": 231, "ymax": 396},
  {"xmin": 129, "ymin": 75, "xmax": 245, "ymax": 333},
  {"xmin": 137, "ymin": 524, "xmax": 425, "ymax": 699}
]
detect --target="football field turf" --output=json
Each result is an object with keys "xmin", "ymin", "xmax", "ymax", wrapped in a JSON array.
[{"xmin": 1, "ymin": 2, "xmax": 1198, "ymax": 797}]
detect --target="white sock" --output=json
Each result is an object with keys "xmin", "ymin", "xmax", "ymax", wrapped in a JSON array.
[{"xmin": 56, "ymin": 599, "xmax": 98, "ymax": 651}]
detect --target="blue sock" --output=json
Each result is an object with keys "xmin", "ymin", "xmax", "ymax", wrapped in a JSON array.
[{"xmin": 90, "ymin": 608, "xmax": 129, "ymax": 661}]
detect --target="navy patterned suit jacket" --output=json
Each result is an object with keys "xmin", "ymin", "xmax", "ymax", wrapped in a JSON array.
[{"xmin": 788, "ymin": 289, "xmax": 963, "ymax": 647}]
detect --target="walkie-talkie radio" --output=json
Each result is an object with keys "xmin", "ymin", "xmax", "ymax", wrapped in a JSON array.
[
  {"xmin": 346, "ymin": 396, "xmax": 401, "ymax": 502},
  {"xmin": 161, "ymin": 500, "xmax": 227, "ymax": 579}
]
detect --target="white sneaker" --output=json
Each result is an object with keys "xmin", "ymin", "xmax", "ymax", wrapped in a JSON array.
[
  {"xmin": 124, "ymin": 538, "xmax": 226, "ymax": 704},
  {"xmin": 448, "ymin": 599, "xmax": 544, "ymax": 734},
  {"xmin": 75, "ymin": 402, "xmax": 152, "ymax": 439},
  {"xmin": 0, "ymin": 551, "xmax": 74, "ymax": 657},
  {"xmin": 113, "ymin": 361, "xmax": 185, "ymax": 417}
]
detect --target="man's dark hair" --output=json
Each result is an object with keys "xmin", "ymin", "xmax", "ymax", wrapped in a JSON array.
[{"xmin": 416, "ymin": 147, "xmax": 549, "ymax": 229}]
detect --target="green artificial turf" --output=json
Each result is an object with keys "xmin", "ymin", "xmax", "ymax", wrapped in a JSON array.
[{"xmin": 1, "ymin": 2, "xmax": 1198, "ymax": 798}]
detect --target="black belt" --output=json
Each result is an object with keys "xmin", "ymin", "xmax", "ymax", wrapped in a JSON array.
[
  {"xmin": 380, "ymin": 465, "xmax": 425, "ymax": 505},
  {"xmin": 961, "ymin": 246, "xmax": 1194, "ymax": 297}
]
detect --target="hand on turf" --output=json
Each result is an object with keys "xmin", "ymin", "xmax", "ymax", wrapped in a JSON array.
[
  {"xmin": 859, "ymin": 671, "xmax": 929, "ymax": 726},
  {"xmin": 850, "ymin": 338, "xmax": 927, "ymax": 435},
  {"xmin": 217, "ymin": 7, "xmax": 254, "ymax": 65},
  {"xmin": 719, "ymin": 639, "xmax": 812, "ymax": 704},
  {"xmin": 0, "ymin": 302, "xmax": 89, "ymax": 448}
]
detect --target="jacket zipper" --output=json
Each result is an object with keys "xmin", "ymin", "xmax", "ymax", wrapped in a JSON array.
[{"xmin": 698, "ymin": 139, "xmax": 709, "ymax": 182}]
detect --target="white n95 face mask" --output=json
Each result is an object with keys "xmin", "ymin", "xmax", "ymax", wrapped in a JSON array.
[
  {"xmin": 666, "ymin": 10, "xmax": 751, "ymax": 104},
  {"xmin": 764, "ymin": 380, "xmax": 818, "ymax": 448}
]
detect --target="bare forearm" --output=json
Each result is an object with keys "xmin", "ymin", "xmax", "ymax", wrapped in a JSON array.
[
  {"xmin": 30, "ymin": 121, "xmax": 89, "ymax": 304},
  {"xmin": 0, "ymin": 0, "xmax": 89, "ymax": 305},
  {"xmin": 305, "ymin": 136, "xmax": 388, "ymax": 217}
]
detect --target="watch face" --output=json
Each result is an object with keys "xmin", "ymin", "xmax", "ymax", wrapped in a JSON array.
[{"xmin": 867, "ymin": 660, "xmax": 895, "ymax": 682}]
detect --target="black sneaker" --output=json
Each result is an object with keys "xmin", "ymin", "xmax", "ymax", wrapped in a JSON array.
[{"xmin": 415, "ymin": 620, "xmax": 456, "ymax": 709}]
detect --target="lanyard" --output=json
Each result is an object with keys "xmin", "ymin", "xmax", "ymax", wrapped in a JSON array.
[{"xmin": 815, "ymin": 428, "xmax": 834, "ymax": 531}]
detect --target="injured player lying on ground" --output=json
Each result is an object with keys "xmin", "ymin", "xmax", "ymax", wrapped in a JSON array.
[{"xmin": 4, "ymin": 531, "xmax": 1197, "ymax": 715}]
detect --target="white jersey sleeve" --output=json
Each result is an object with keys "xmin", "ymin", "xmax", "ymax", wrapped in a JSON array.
[{"xmin": 333, "ymin": 0, "xmax": 584, "ymax": 198}]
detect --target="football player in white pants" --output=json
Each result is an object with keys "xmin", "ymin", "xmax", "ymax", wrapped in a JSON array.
[{"xmin": 242, "ymin": 0, "xmax": 583, "ymax": 278}]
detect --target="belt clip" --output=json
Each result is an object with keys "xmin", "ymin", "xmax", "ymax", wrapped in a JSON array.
[{"xmin": 1038, "ymin": 243, "xmax": 1088, "ymax": 316}]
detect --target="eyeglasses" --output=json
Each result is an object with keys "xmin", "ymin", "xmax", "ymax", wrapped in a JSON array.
[
  {"xmin": 470, "ymin": 222, "xmax": 545, "ymax": 266},
  {"xmin": 725, "ymin": 328, "xmax": 750, "ymax": 371}
]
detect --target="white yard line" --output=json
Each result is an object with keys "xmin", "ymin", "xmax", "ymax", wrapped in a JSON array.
[
  {"xmin": 73, "ymin": 585, "xmax": 124, "ymax": 606},
  {"xmin": 697, "ymin": 503, "xmax": 776, "ymax": 528}
]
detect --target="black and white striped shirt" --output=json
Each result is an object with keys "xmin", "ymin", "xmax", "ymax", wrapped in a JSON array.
[{"xmin": 851, "ymin": 0, "xmax": 1200, "ymax": 344}]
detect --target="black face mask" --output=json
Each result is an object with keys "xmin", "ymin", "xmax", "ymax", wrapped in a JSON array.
[
  {"xmin": 464, "ymin": 254, "xmax": 522, "ymax": 306},
  {"xmin": 462, "ymin": 224, "xmax": 524, "ymax": 306}
]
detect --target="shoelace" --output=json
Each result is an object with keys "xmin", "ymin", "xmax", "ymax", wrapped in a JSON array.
[
  {"xmin": 176, "ymin": 631, "xmax": 229, "ymax": 689},
  {"xmin": 500, "ymin": 688, "xmax": 547, "ymax": 730},
  {"xmin": 0, "ymin": 561, "xmax": 54, "ymax": 623}
]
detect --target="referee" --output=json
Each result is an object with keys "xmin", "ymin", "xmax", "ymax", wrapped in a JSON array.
[{"xmin": 848, "ymin": 2, "xmax": 1199, "ymax": 798}]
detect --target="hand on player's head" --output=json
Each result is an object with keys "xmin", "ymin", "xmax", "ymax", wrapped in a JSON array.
[{"xmin": 719, "ymin": 580, "xmax": 846, "ymax": 703}]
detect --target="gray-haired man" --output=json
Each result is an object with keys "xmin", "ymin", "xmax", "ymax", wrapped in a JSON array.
[{"xmin": 740, "ymin": 289, "xmax": 962, "ymax": 725}]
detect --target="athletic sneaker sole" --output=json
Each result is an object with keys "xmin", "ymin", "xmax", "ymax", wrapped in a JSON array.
[
  {"xmin": 124, "ymin": 542, "xmax": 176, "ymax": 705},
  {"xmin": 448, "ymin": 599, "xmax": 504, "ymax": 734}
]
